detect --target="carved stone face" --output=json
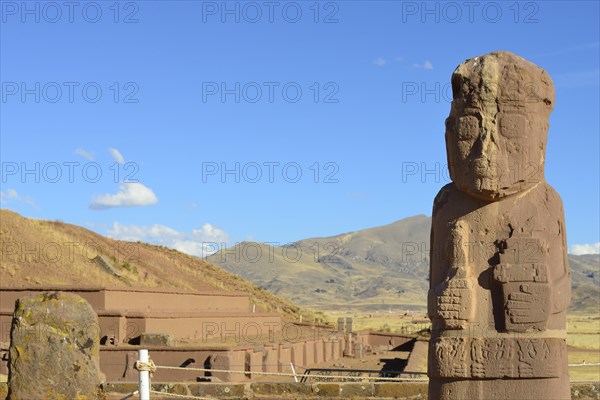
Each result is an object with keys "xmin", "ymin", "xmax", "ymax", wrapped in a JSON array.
[{"xmin": 445, "ymin": 52, "xmax": 555, "ymax": 201}]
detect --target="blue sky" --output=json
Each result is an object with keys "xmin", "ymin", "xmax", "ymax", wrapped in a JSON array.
[{"xmin": 1, "ymin": 1, "xmax": 599, "ymax": 256}]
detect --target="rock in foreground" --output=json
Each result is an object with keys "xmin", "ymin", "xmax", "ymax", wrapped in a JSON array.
[{"xmin": 8, "ymin": 291, "xmax": 102, "ymax": 399}]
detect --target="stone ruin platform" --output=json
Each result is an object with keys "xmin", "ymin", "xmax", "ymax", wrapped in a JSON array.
[
  {"xmin": 0, "ymin": 287, "xmax": 432, "ymax": 385},
  {"xmin": 0, "ymin": 286, "xmax": 283, "ymax": 381},
  {"xmin": 0, "ymin": 286, "xmax": 281, "ymax": 343}
]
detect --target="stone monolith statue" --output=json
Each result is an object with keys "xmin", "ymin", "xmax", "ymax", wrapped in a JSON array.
[{"xmin": 428, "ymin": 51, "xmax": 571, "ymax": 399}]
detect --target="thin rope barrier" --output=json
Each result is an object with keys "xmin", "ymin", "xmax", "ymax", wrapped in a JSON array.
[
  {"xmin": 148, "ymin": 390, "xmax": 213, "ymax": 399},
  {"xmin": 568, "ymin": 363, "xmax": 600, "ymax": 367},
  {"xmin": 132, "ymin": 351, "xmax": 597, "ymax": 400},
  {"xmin": 154, "ymin": 364, "xmax": 428, "ymax": 382}
]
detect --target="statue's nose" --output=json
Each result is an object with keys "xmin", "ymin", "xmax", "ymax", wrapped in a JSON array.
[
  {"xmin": 469, "ymin": 123, "xmax": 498, "ymax": 178},
  {"xmin": 476, "ymin": 122, "xmax": 496, "ymax": 160}
]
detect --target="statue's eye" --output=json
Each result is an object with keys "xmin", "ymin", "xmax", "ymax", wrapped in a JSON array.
[
  {"xmin": 456, "ymin": 116, "xmax": 479, "ymax": 141},
  {"xmin": 499, "ymin": 114, "xmax": 527, "ymax": 138}
]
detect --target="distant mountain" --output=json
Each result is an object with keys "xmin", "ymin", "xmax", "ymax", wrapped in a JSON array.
[
  {"xmin": 207, "ymin": 215, "xmax": 432, "ymax": 312},
  {"xmin": 0, "ymin": 209, "xmax": 308, "ymax": 321},
  {"xmin": 568, "ymin": 254, "xmax": 600, "ymax": 313},
  {"xmin": 207, "ymin": 215, "xmax": 600, "ymax": 314}
]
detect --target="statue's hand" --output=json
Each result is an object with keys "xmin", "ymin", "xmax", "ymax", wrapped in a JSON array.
[
  {"xmin": 505, "ymin": 283, "xmax": 550, "ymax": 326},
  {"xmin": 494, "ymin": 262, "xmax": 552, "ymax": 331},
  {"xmin": 437, "ymin": 288, "xmax": 463, "ymax": 320},
  {"xmin": 429, "ymin": 277, "xmax": 475, "ymax": 329}
]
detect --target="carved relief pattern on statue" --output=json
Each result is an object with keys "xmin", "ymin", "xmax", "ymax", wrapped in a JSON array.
[{"xmin": 431, "ymin": 337, "xmax": 564, "ymax": 379}]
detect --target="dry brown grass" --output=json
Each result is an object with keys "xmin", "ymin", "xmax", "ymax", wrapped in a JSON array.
[{"xmin": 0, "ymin": 209, "xmax": 316, "ymax": 322}]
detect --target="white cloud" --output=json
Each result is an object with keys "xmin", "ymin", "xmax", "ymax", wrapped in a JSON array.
[
  {"xmin": 569, "ymin": 242, "xmax": 600, "ymax": 255},
  {"xmin": 109, "ymin": 148, "xmax": 125, "ymax": 164},
  {"xmin": 75, "ymin": 148, "xmax": 94, "ymax": 161},
  {"xmin": 192, "ymin": 223, "xmax": 230, "ymax": 243},
  {"xmin": 395, "ymin": 56, "xmax": 404, "ymax": 63},
  {"xmin": 413, "ymin": 60, "xmax": 434, "ymax": 70},
  {"xmin": 108, "ymin": 222, "xmax": 182, "ymax": 241},
  {"xmin": 171, "ymin": 240, "xmax": 223, "ymax": 258},
  {"xmin": 108, "ymin": 222, "xmax": 229, "ymax": 257},
  {"xmin": 0, "ymin": 188, "xmax": 38, "ymax": 208},
  {"xmin": 373, "ymin": 57, "xmax": 387, "ymax": 66},
  {"xmin": 0, "ymin": 188, "xmax": 18, "ymax": 201},
  {"xmin": 90, "ymin": 182, "xmax": 158, "ymax": 210}
]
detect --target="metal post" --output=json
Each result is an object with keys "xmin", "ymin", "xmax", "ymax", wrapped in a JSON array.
[{"xmin": 138, "ymin": 349, "xmax": 150, "ymax": 400}]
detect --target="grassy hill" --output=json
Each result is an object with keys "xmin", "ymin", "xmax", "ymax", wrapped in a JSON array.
[
  {"xmin": 0, "ymin": 209, "xmax": 313, "ymax": 321},
  {"xmin": 207, "ymin": 215, "xmax": 600, "ymax": 315},
  {"xmin": 207, "ymin": 215, "xmax": 432, "ymax": 312},
  {"xmin": 568, "ymin": 254, "xmax": 600, "ymax": 314}
]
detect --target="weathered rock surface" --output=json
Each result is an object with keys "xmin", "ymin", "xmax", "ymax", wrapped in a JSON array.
[
  {"xmin": 428, "ymin": 51, "xmax": 571, "ymax": 399},
  {"xmin": 8, "ymin": 291, "xmax": 103, "ymax": 399},
  {"xmin": 139, "ymin": 332, "xmax": 175, "ymax": 347}
]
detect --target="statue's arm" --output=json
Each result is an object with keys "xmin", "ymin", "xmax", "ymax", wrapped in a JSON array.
[
  {"xmin": 497, "ymin": 185, "xmax": 571, "ymax": 330},
  {"xmin": 428, "ymin": 184, "xmax": 475, "ymax": 329}
]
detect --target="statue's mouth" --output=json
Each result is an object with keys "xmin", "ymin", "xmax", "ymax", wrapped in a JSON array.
[{"xmin": 471, "ymin": 158, "xmax": 497, "ymax": 179}]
